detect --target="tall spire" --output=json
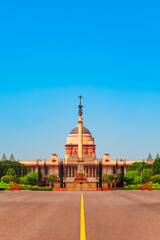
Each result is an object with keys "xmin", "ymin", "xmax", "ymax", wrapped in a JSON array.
[
  {"xmin": 78, "ymin": 95, "xmax": 83, "ymax": 160},
  {"xmin": 147, "ymin": 153, "xmax": 153, "ymax": 161},
  {"xmin": 1, "ymin": 153, "xmax": 7, "ymax": 161},
  {"xmin": 9, "ymin": 153, "xmax": 15, "ymax": 162},
  {"xmin": 78, "ymin": 95, "xmax": 83, "ymax": 116}
]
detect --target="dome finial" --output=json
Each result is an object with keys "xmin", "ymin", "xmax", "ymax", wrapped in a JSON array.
[{"xmin": 78, "ymin": 95, "xmax": 83, "ymax": 116}]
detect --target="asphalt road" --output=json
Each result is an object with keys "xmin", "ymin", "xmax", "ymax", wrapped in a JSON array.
[{"xmin": 0, "ymin": 191, "xmax": 160, "ymax": 240}]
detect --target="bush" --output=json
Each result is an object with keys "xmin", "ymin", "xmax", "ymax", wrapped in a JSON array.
[
  {"xmin": 152, "ymin": 183, "xmax": 160, "ymax": 190},
  {"xmin": 20, "ymin": 172, "xmax": 42, "ymax": 185},
  {"xmin": 42, "ymin": 186, "xmax": 53, "ymax": 191},
  {"xmin": 107, "ymin": 175, "xmax": 114, "ymax": 181},
  {"xmin": 21, "ymin": 185, "xmax": 53, "ymax": 191},
  {"xmin": 0, "ymin": 182, "xmax": 10, "ymax": 190},
  {"xmin": 0, "ymin": 182, "xmax": 10, "ymax": 187},
  {"xmin": 0, "ymin": 186, "xmax": 10, "ymax": 191},
  {"xmin": 20, "ymin": 176, "xmax": 28, "ymax": 185},
  {"xmin": 151, "ymin": 175, "xmax": 160, "ymax": 184},
  {"xmin": 141, "ymin": 169, "xmax": 153, "ymax": 183},
  {"xmin": 0, "ymin": 182, "xmax": 53, "ymax": 191},
  {"xmin": 1, "ymin": 169, "xmax": 20, "ymax": 183},
  {"xmin": 48, "ymin": 175, "xmax": 57, "ymax": 183},
  {"xmin": 125, "ymin": 170, "xmax": 139, "ymax": 185},
  {"xmin": 124, "ymin": 184, "xmax": 141, "ymax": 190},
  {"xmin": 1, "ymin": 175, "xmax": 15, "ymax": 183},
  {"xmin": 124, "ymin": 183, "xmax": 160, "ymax": 191},
  {"xmin": 134, "ymin": 176, "xmax": 142, "ymax": 185}
]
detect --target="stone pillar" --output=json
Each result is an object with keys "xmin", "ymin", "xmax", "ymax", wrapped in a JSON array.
[
  {"xmin": 74, "ymin": 95, "xmax": 87, "ymax": 182},
  {"xmin": 78, "ymin": 116, "xmax": 83, "ymax": 160},
  {"xmin": 71, "ymin": 167, "xmax": 73, "ymax": 178},
  {"xmin": 77, "ymin": 106, "xmax": 85, "ymax": 175}
]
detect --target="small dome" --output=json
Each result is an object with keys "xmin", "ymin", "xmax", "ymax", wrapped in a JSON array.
[{"xmin": 70, "ymin": 126, "xmax": 91, "ymax": 135}]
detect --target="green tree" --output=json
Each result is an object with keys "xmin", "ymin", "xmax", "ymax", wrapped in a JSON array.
[
  {"xmin": 153, "ymin": 158, "xmax": 160, "ymax": 175},
  {"xmin": 128, "ymin": 162, "xmax": 151, "ymax": 171},
  {"xmin": 6, "ymin": 168, "xmax": 16, "ymax": 176},
  {"xmin": 48, "ymin": 175, "xmax": 57, "ymax": 183},
  {"xmin": 141, "ymin": 169, "xmax": 153, "ymax": 183},
  {"xmin": 134, "ymin": 176, "xmax": 142, "ymax": 184},
  {"xmin": 1, "ymin": 168, "xmax": 20, "ymax": 183},
  {"xmin": 124, "ymin": 170, "xmax": 139, "ymax": 185},
  {"xmin": 107, "ymin": 175, "xmax": 114, "ymax": 181},
  {"xmin": 118, "ymin": 173, "xmax": 122, "ymax": 184},
  {"xmin": 20, "ymin": 172, "xmax": 42, "ymax": 185},
  {"xmin": 0, "ymin": 160, "xmax": 30, "ymax": 179},
  {"xmin": 102, "ymin": 175, "xmax": 114, "ymax": 182}
]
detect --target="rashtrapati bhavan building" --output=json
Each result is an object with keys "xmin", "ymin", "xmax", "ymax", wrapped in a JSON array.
[{"xmin": 2, "ymin": 96, "xmax": 157, "ymax": 186}]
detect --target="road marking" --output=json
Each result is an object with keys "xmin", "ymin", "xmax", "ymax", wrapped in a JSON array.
[{"xmin": 80, "ymin": 194, "xmax": 86, "ymax": 240}]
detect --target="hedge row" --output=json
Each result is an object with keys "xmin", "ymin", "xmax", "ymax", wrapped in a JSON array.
[
  {"xmin": 0, "ymin": 186, "xmax": 10, "ymax": 191},
  {"xmin": 0, "ymin": 183, "xmax": 53, "ymax": 191},
  {"xmin": 124, "ymin": 183, "xmax": 160, "ymax": 190},
  {"xmin": 22, "ymin": 186, "xmax": 53, "ymax": 191}
]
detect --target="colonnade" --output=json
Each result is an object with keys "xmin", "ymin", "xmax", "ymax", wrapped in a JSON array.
[{"xmin": 65, "ymin": 165, "xmax": 99, "ymax": 178}]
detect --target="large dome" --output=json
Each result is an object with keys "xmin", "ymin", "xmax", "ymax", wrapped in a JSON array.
[{"xmin": 70, "ymin": 126, "xmax": 91, "ymax": 135}]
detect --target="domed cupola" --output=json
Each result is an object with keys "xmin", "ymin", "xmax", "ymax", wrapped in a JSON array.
[
  {"xmin": 65, "ymin": 125, "xmax": 96, "ymax": 160},
  {"xmin": 70, "ymin": 126, "xmax": 91, "ymax": 135}
]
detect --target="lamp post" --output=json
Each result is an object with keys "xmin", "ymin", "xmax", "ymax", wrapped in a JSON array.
[
  {"xmin": 121, "ymin": 160, "xmax": 124, "ymax": 187},
  {"xmin": 59, "ymin": 161, "xmax": 64, "ymax": 188},
  {"xmin": 99, "ymin": 161, "xmax": 102, "ymax": 188},
  {"xmin": 142, "ymin": 159, "xmax": 145, "ymax": 183},
  {"xmin": 36, "ymin": 158, "xmax": 41, "ymax": 186}
]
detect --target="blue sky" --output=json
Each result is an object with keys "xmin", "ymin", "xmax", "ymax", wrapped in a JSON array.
[{"xmin": 0, "ymin": 0, "xmax": 160, "ymax": 160}]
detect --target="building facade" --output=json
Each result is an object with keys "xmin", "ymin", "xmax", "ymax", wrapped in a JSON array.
[{"xmin": 1, "ymin": 98, "xmax": 158, "ymax": 183}]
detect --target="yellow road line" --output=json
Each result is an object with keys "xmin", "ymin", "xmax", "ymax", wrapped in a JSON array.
[{"xmin": 80, "ymin": 194, "xmax": 86, "ymax": 240}]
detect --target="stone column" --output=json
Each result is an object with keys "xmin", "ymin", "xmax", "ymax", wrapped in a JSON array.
[
  {"xmin": 71, "ymin": 167, "xmax": 73, "ymax": 178},
  {"xmin": 77, "ymin": 113, "xmax": 85, "ymax": 175},
  {"xmin": 78, "ymin": 115, "xmax": 83, "ymax": 160},
  {"xmin": 74, "ymin": 95, "xmax": 87, "ymax": 182}
]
